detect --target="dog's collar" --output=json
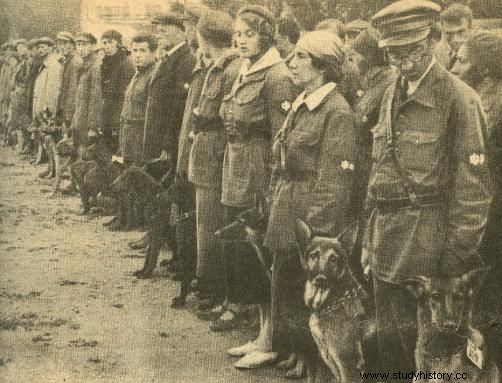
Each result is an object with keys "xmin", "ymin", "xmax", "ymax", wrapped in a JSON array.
[
  {"xmin": 320, "ymin": 287, "xmax": 367, "ymax": 319},
  {"xmin": 176, "ymin": 210, "xmax": 196, "ymax": 223}
]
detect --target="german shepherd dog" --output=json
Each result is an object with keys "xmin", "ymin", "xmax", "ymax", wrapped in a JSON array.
[
  {"xmin": 404, "ymin": 269, "xmax": 500, "ymax": 382},
  {"xmin": 295, "ymin": 219, "xmax": 379, "ymax": 383},
  {"xmin": 53, "ymin": 137, "xmax": 78, "ymax": 194},
  {"xmin": 30, "ymin": 108, "xmax": 65, "ymax": 178}
]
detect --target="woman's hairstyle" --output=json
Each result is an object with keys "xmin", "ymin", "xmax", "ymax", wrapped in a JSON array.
[
  {"xmin": 236, "ymin": 5, "xmax": 276, "ymax": 51},
  {"xmin": 309, "ymin": 54, "xmax": 344, "ymax": 84}
]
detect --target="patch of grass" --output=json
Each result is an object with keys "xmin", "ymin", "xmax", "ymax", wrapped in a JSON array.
[
  {"xmin": 69, "ymin": 338, "xmax": 98, "ymax": 348},
  {"xmin": 0, "ymin": 312, "xmax": 38, "ymax": 330}
]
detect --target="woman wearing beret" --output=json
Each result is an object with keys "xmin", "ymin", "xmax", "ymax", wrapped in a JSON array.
[
  {"xmin": 214, "ymin": 4, "xmax": 298, "ymax": 366},
  {"xmin": 265, "ymin": 31, "xmax": 358, "ymax": 375}
]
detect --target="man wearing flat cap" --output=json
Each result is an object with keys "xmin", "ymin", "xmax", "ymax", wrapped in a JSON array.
[
  {"xmin": 71, "ymin": 32, "xmax": 102, "ymax": 156},
  {"xmin": 364, "ymin": 0, "xmax": 491, "ymax": 375},
  {"xmin": 141, "ymin": 4, "xmax": 195, "ymax": 165},
  {"xmin": 100, "ymin": 29, "xmax": 134, "ymax": 152},
  {"xmin": 55, "ymin": 32, "xmax": 81, "ymax": 130}
]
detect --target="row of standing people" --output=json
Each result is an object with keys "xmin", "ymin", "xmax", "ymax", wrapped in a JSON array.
[{"xmin": 1, "ymin": 0, "xmax": 501, "ymax": 379}]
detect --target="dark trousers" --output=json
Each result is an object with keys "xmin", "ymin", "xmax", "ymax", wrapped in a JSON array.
[{"xmin": 373, "ymin": 278, "xmax": 417, "ymax": 381}]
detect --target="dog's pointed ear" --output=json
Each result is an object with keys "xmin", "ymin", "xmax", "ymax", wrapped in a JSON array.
[
  {"xmin": 337, "ymin": 221, "xmax": 359, "ymax": 258},
  {"xmin": 461, "ymin": 266, "xmax": 490, "ymax": 297},
  {"xmin": 295, "ymin": 219, "xmax": 312, "ymax": 254},
  {"xmin": 403, "ymin": 276, "xmax": 429, "ymax": 300}
]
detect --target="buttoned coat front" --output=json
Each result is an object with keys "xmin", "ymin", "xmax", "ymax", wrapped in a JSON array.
[
  {"xmin": 264, "ymin": 87, "xmax": 357, "ymax": 251},
  {"xmin": 142, "ymin": 43, "xmax": 195, "ymax": 162},
  {"xmin": 100, "ymin": 49, "xmax": 134, "ymax": 137},
  {"xmin": 119, "ymin": 63, "xmax": 156, "ymax": 165},
  {"xmin": 365, "ymin": 63, "xmax": 492, "ymax": 282},
  {"xmin": 58, "ymin": 52, "xmax": 82, "ymax": 123},
  {"xmin": 219, "ymin": 48, "xmax": 297, "ymax": 208},
  {"xmin": 71, "ymin": 53, "xmax": 102, "ymax": 148},
  {"xmin": 188, "ymin": 52, "xmax": 241, "ymax": 190}
]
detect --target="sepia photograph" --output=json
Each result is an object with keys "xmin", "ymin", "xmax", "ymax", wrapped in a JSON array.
[{"xmin": 0, "ymin": 0, "xmax": 501, "ymax": 382}]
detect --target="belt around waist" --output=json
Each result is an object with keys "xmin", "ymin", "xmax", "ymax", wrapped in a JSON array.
[{"xmin": 376, "ymin": 192, "xmax": 445, "ymax": 212}]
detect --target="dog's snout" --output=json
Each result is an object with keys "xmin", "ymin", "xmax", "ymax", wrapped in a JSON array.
[{"xmin": 313, "ymin": 275, "xmax": 328, "ymax": 290}]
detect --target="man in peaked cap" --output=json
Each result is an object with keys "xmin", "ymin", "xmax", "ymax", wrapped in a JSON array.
[{"xmin": 366, "ymin": 0, "xmax": 492, "ymax": 376}]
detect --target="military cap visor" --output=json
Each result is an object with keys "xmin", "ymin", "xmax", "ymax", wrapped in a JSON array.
[{"xmin": 372, "ymin": 0, "xmax": 441, "ymax": 47}]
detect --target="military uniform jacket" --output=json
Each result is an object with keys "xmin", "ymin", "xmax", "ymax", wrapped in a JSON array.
[
  {"xmin": 365, "ymin": 63, "xmax": 492, "ymax": 282},
  {"xmin": 188, "ymin": 51, "xmax": 240, "ymax": 190},
  {"xmin": 264, "ymin": 84, "xmax": 357, "ymax": 251},
  {"xmin": 219, "ymin": 47, "xmax": 297, "ymax": 208},
  {"xmin": 142, "ymin": 43, "xmax": 195, "ymax": 162}
]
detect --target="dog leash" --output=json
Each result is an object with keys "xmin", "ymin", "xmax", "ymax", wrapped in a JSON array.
[{"xmin": 249, "ymin": 242, "xmax": 272, "ymax": 281}]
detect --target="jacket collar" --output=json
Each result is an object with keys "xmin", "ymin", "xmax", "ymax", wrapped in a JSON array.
[
  {"xmin": 239, "ymin": 47, "xmax": 282, "ymax": 77},
  {"xmin": 405, "ymin": 61, "xmax": 443, "ymax": 108},
  {"xmin": 292, "ymin": 82, "xmax": 337, "ymax": 112}
]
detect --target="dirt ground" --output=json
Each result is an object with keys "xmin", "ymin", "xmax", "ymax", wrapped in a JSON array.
[{"xmin": 0, "ymin": 146, "xmax": 295, "ymax": 383}]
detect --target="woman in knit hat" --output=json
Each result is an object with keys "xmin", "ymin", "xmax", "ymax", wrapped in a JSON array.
[
  {"xmin": 262, "ymin": 30, "xmax": 358, "ymax": 378},
  {"xmin": 215, "ymin": 3, "xmax": 298, "ymax": 369}
]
